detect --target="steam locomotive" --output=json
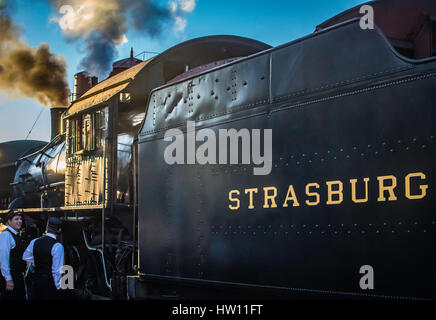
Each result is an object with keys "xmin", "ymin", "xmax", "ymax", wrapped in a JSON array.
[{"xmin": 0, "ymin": 0, "xmax": 435, "ymax": 300}]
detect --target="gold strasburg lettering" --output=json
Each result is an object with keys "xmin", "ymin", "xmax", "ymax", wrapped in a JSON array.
[
  {"xmin": 245, "ymin": 188, "xmax": 258, "ymax": 209},
  {"xmin": 305, "ymin": 183, "xmax": 320, "ymax": 206},
  {"xmin": 405, "ymin": 172, "xmax": 428, "ymax": 199},
  {"xmin": 228, "ymin": 172, "xmax": 428, "ymax": 211},
  {"xmin": 228, "ymin": 190, "xmax": 240, "ymax": 210},
  {"xmin": 350, "ymin": 177, "xmax": 369, "ymax": 203}
]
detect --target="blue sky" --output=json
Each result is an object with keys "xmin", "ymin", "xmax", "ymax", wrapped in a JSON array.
[{"xmin": 0, "ymin": 0, "xmax": 363, "ymax": 143}]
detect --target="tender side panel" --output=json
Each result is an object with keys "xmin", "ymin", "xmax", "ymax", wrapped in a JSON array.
[{"xmin": 138, "ymin": 21, "xmax": 436, "ymax": 299}]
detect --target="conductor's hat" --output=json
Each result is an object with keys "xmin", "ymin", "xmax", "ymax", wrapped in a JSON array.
[
  {"xmin": 6, "ymin": 209, "xmax": 22, "ymax": 221},
  {"xmin": 47, "ymin": 217, "xmax": 62, "ymax": 230}
]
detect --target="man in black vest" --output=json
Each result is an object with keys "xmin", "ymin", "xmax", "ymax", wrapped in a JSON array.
[
  {"xmin": 0, "ymin": 210, "xmax": 26, "ymax": 300},
  {"xmin": 22, "ymin": 217, "xmax": 64, "ymax": 300}
]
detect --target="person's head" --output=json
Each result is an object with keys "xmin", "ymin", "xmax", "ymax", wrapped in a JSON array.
[
  {"xmin": 7, "ymin": 211, "xmax": 23, "ymax": 232},
  {"xmin": 46, "ymin": 217, "xmax": 62, "ymax": 235}
]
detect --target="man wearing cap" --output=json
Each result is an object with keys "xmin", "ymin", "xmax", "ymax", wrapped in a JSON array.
[
  {"xmin": 22, "ymin": 217, "xmax": 64, "ymax": 300},
  {"xmin": 0, "ymin": 211, "xmax": 27, "ymax": 300}
]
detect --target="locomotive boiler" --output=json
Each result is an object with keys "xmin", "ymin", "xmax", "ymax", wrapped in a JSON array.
[{"xmin": 0, "ymin": 0, "xmax": 435, "ymax": 300}]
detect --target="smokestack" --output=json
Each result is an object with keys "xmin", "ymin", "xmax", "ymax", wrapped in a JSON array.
[
  {"xmin": 74, "ymin": 71, "xmax": 98, "ymax": 100},
  {"xmin": 50, "ymin": 108, "xmax": 65, "ymax": 140}
]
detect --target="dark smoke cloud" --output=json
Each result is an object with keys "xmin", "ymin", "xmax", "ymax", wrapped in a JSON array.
[
  {"xmin": 80, "ymin": 32, "xmax": 117, "ymax": 77},
  {"xmin": 49, "ymin": 0, "xmax": 194, "ymax": 78},
  {"xmin": 0, "ymin": 13, "xmax": 19, "ymax": 42},
  {"xmin": 0, "ymin": 0, "xmax": 7, "ymax": 11},
  {"xmin": 0, "ymin": 5, "xmax": 70, "ymax": 108},
  {"xmin": 128, "ymin": 0, "xmax": 172, "ymax": 37}
]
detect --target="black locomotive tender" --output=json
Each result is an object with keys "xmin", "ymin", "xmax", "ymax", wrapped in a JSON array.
[{"xmin": 0, "ymin": 0, "xmax": 435, "ymax": 299}]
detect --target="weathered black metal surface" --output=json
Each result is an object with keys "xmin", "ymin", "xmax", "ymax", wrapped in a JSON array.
[
  {"xmin": 137, "ymin": 20, "xmax": 436, "ymax": 299},
  {"xmin": 12, "ymin": 139, "xmax": 66, "ymax": 208},
  {"xmin": 0, "ymin": 140, "xmax": 47, "ymax": 210},
  {"xmin": 316, "ymin": 0, "xmax": 436, "ymax": 59},
  {"xmin": 0, "ymin": 140, "xmax": 47, "ymax": 167}
]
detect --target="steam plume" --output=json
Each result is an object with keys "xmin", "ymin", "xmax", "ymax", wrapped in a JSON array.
[
  {"xmin": 49, "ymin": 0, "xmax": 196, "ymax": 77},
  {"xmin": 0, "ymin": 6, "xmax": 70, "ymax": 108}
]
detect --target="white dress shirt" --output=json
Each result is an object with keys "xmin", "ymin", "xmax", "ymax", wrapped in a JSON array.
[
  {"xmin": 0, "ymin": 226, "xmax": 18, "ymax": 281},
  {"xmin": 22, "ymin": 233, "xmax": 64, "ymax": 290}
]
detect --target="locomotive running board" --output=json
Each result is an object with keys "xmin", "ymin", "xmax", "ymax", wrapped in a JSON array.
[{"xmin": 0, "ymin": 204, "xmax": 103, "ymax": 215}]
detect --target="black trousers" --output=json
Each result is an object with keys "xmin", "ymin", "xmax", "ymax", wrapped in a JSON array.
[
  {"xmin": 31, "ymin": 274, "xmax": 61, "ymax": 301},
  {"xmin": 0, "ymin": 272, "xmax": 26, "ymax": 300}
]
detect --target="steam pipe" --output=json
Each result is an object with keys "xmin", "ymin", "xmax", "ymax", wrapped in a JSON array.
[
  {"xmin": 132, "ymin": 139, "xmax": 138, "ymax": 270},
  {"xmin": 81, "ymin": 228, "xmax": 111, "ymax": 290},
  {"xmin": 18, "ymin": 134, "xmax": 62, "ymax": 162}
]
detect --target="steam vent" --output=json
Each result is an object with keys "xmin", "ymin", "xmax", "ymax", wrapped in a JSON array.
[{"xmin": 109, "ymin": 48, "xmax": 143, "ymax": 77}]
